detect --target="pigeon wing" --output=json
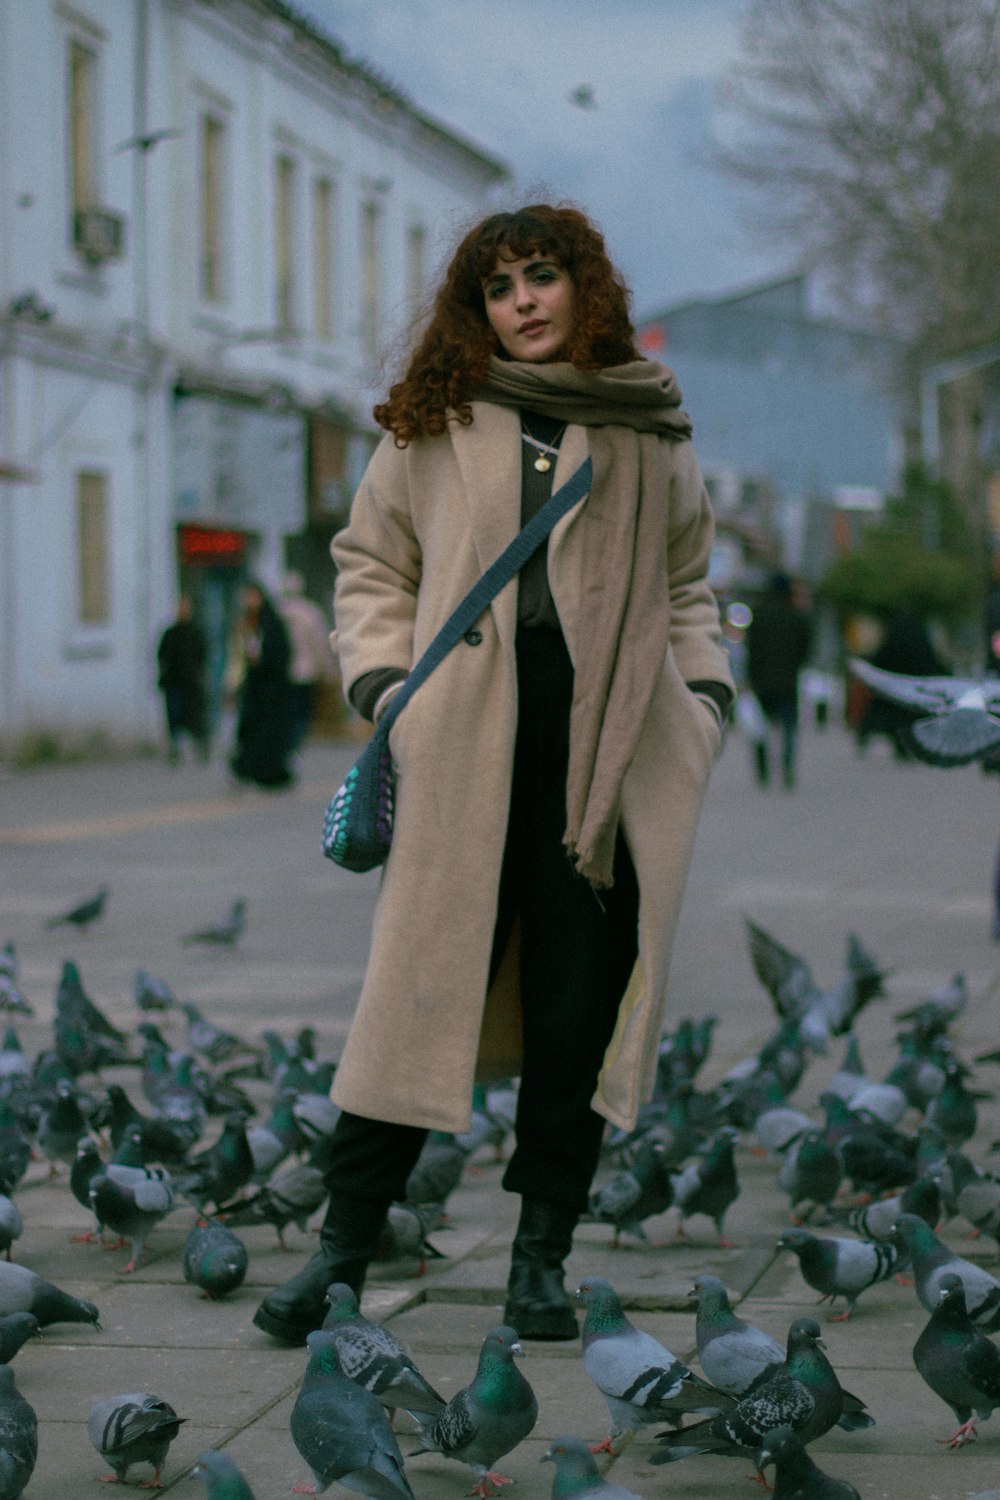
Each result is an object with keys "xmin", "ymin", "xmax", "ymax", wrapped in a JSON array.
[
  {"xmin": 849, "ymin": 659, "xmax": 964, "ymax": 712},
  {"xmin": 910, "ymin": 710, "xmax": 1000, "ymax": 766}
]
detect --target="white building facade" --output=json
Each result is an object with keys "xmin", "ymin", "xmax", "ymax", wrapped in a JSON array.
[{"xmin": 0, "ymin": 0, "xmax": 507, "ymax": 753}]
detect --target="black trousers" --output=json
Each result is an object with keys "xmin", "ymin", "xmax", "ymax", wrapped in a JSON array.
[{"xmin": 323, "ymin": 629, "xmax": 640, "ymax": 1219}]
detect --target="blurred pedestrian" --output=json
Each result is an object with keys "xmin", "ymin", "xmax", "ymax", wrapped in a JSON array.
[
  {"xmin": 857, "ymin": 610, "xmax": 949, "ymax": 760},
  {"xmin": 745, "ymin": 572, "xmax": 812, "ymax": 788},
  {"xmin": 228, "ymin": 580, "xmax": 295, "ymax": 790},
  {"xmin": 278, "ymin": 572, "xmax": 336, "ymax": 753},
  {"xmin": 156, "ymin": 596, "xmax": 209, "ymax": 766}
]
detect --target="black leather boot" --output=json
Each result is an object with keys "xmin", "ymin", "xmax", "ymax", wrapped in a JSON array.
[
  {"xmin": 252, "ymin": 1197, "xmax": 386, "ymax": 1345},
  {"xmin": 503, "ymin": 1198, "xmax": 579, "ymax": 1341}
]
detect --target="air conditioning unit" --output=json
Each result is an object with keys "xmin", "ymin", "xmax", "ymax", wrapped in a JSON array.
[{"xmin": 73, "ymin": 207, "xmax": 127, "ymax": 265}]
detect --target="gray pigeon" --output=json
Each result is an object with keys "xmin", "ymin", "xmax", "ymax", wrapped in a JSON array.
[
  {"xmin": 89, "ymin": 1158, "xmax": 176, "ymax": 1273},
  {"xmin": 290, "ymin": 1329, "xmax": 414, "ymax": 1500},
  {"xmin": 409, "ymin": 1325, "xmax": 537, "ymax": 1495},
  {"xmin": 0, "ymin": 1262, "xmax": 100, "ymax": 1328},
  {"xmin": 181, "ymin": 897, "xmax": 246, "ymax": 949},
  {"xmin": 88, "ymin": 1392, "xmax": 185, "ymax": 1485},
  {"xmin": 321, "ymin": 1282, "xmax": 446, "ymax": 1419},
  {"xmin": 650, "ymin": 1317, "xmax": 849, "ymax": 1466},
  {"xmin": 191, "ymin": 1449, "xmax": 257, "ymax": 1500},
  {"xmin": 0, "ymin": 1200, "xmax": 21, "ymax": 1263},
  {"xmin": 0, "ymin": 1364, "xmax": 37, "ymax": 1499},
  {"xmin": 0, "ymin": 1315, "xmax": 38, "ymax": 1365},
  {"xmin": 182, "ymin": 1221, "xmax": 248, "ymax": 1298},
  {"xmin": 45, "ymin": 884, "xmax": 109, "ymax": 932},
  {"xmin": 890, "ymin": 1213, "xmax": 1000, "ymax": 1330},
  {"xmin": 576, "ymin": 1275, "xmax": 729, "ymax": 1453},
  {"xmin": 913, "ymin": 1272, "xmax": 1000, "ymax": 1447},
  {"xmin": 583, "ymin": 1137, "xmax": 674, "ymax": 1245},
  {"xmin": 777, "ymin": 1131, "xmax": 843, "ymax": 1221},
  {"xmin": 778, "ymin": 1227, "xmax": 902, "ymax": 1320},
  {"xmin": 848, "ymin": 659, "xmax": 1000, "ymax": 765},
  {"xmin": 219, "ymin": 1161, "xmax": 327, "ymax": 1247},
  {"xmin": 690, "ymin": 1274, "xmax": 783, "ymax": 1395},
  {"xmin": 756, "ymin": 1424, "xmax": 862, "ymax": 1499},
  {"xmin": 542, "ymin": 1435, "xmax": 642, "ymax": 1499}
]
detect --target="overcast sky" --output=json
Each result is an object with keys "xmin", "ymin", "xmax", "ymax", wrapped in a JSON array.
[{"xmin": 294, "ymin": 0, "xmax": 790, "ymax": 318}]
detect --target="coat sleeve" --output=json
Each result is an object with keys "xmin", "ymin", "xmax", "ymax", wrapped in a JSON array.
[
  {"xmin": 665, "ymin": 439, "xmax": 734, "ymax": 692},
  {"xmin": 330, "ymin": 437, "xmax": 422, "ymax": 702}
]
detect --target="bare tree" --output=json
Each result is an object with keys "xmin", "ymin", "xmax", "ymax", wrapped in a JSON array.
[{"xmin": 720, "ymin": 0, "xmax": 1000, "ymax": 357}]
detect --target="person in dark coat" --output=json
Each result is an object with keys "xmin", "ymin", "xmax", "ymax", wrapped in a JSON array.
[
  {"xmin": 857, "ymin": 610, "xmax": 949, "ymax": 760},
  {"xmin": 228, "ymin": 580, "xmax": 295, "ymax": 789},
  {"xmin": 745, "ymin": 572, "xmax": 813, "ymax": 788},
  {"xmin": 156, "ymin": 596, "xmax": 209, "ymax": 765}
]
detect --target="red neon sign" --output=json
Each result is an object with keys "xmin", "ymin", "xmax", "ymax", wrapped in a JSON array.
[{"xmin": 177, "ymin": 524, "xmax": 246, "ymax": 566}]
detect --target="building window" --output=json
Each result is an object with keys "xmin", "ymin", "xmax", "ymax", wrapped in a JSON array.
[
  {"xmin": 199, "ymin": 113, "xmax": 225, "ymax": 302},
  {"xmin": 76, "ymin": 471, "xmax": 110, "ymax": 625},
  {"xmin": 68, "ymin": 40, "xmax": 97, "ymax": 217},
  {"xmin": 406, "ymin": 223, "xmax": 426, "ymax": 316},
  {"xmin": 275, "ymin": 154, "xmax": 296, "ymax": 330},
  {"xmin": 361, "ymin": 199, "xmax": 381, "ymax": 360},
  {"xmin": 312, "ymin": 177, "xmax": 334, "ymax": 340}
]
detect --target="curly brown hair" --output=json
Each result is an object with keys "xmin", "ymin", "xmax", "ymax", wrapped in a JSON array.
[{"xmin": 373, "ymin": 203, "xmax": 641, "ymax": 445}]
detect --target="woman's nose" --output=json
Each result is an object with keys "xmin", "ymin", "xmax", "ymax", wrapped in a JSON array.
[{"xmin": 513, "ymin": 278, "xmax": 536, "ymax": 310}]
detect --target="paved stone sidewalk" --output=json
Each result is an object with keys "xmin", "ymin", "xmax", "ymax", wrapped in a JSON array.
[{"xmin": 3, "ymin": 724, "xmax": 1000, "ymax": 1498}]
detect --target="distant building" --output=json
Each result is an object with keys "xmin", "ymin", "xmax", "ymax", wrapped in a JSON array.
[
  {"xmin": 638, "ymin": 275, "xmax": 909, "ymax": 594},
  {"xmin": 0, "ymin": 0, "xmax": 508, "ymax": 753}
]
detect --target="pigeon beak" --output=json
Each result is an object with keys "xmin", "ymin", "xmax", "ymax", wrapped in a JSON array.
[
  {"xmin": 816, "ymin": 1337, "xmax": 827, "ymax": 1351},
  {"xmin": 540, "ymin": 1452, "xmax": 553, "ymax": 1465},
  {"xmin": 511, "ymin": 1340, "xmax": 525, "ymax": 1358}
]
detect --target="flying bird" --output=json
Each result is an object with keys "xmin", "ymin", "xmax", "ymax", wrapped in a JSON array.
[
  {"xmin": 568, "ymin": 84, "xmax": 597, "ymax": 109},
  {"xmin": 45, "ymin": 885, "xmax": 109, "ymax": 932},
  {"xmin": 850, "ymin": 657, "xmax": 1000, "ymax": 765},
  {"xmin": 114, "ymin": 126, "xmax": 183, "ymax": 153},
  {"xmin": 181, "ymin": 898, "xmax": 247, "ymax": 950}
]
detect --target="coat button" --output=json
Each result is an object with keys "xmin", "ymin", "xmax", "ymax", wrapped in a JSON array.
[{"xmin": 464, "ymin": 628, "xmax": 483, "ymax": 646}]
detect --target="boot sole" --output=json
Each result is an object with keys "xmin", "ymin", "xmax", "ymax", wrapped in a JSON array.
[
  {"xmin": 252, "ymin": 1303, "xmax": 318, "ymax": 1345},
  {"xmin": 504, "ymin": 1303, "xmax": 579, "ymax": 1341}
]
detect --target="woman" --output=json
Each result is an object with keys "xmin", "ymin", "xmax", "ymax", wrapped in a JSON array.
[
  {"xmin": 254, "ymin": 204, "xmax": 733, "ymax": 1344},
  {"xmin": 228, "ymin": 580, "xmax": 295, "ymax": 789}
]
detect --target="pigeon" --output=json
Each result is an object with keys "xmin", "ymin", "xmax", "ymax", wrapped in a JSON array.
[
  {"xmin": 176, "ymin": 1110, "xmax": 254, "ymax": 1214},
  {"xmin": 183, "ymin": 1003, "xmax": 257, "ymax": 1066},
  {"xmin": 36, "ymin": 1081, "xmax": 89, "ymax": 1173},
  {"xmin": 669, "ymin": 1127, "xmax": 740, "ymax": 1244},
  {"xmin": 90, "ymin": 1142, "xmax": 176, "ymax": 1273},
  {"xmin": 897, "ymin": 972, "xmax": 968, "ymax": 1027},
  {"xmin": 0, "ymin": 1262, "xmax": 100, "ymax": 1328},
  {"xmin": 133, "ymin": 968, "xmax": 177, "ymax": 1012},
  {"xmin": 372, "ymin": 1201, "xmax": 445, "ymax": 1273},
  {"xmin": 0, "ymin": 1313, "xmax": 38, "ymax": 1364},
  {"xmin": 753, "ymin": 1103, "xmax": 814, "ymax": 1158},
  {"xmin": 650, "ymin": 1317, "xmax": 849, "ymax": 1466},
  {"xmin": 832, "ymin": 1175, "xmax": 941, "ymax": 1243},
  {"xmin": 949, "ymin": 1152, "xmax": 1000, "ymax": 1252},
  {"xmin": 88, "ymin": 1392, "xmax": 186, "ymax": 1485},
  {"xmin": 182, "ymin": 1221, "xmax": 248, "ymax": 1298},
  {"xmin": 926, "ymin": 1063, "xmax": 980, "ymax": 1147},
  {"xmin": 0, "ymin": 975, "xmax": 31, "ymax": 1019},
  {"xmin": 0, "ymin": 1200, "xmax": 21, "ymax": 1263},
  {"xmin": 690, "ymin": 1274, "xmax": 784, "ymax": 1396},
  {"xmin": 756, "ymin": 1424, "xmax": 862, "ymax": 1499},
  {"xmin": 849, "ymin": 658, "xmax": 1000, "ymax": 765},
  {"xmin": 0, "ymin": 1364, "xmax": 37, "ymax": 1498},
  {"xmin": 191, "ymin": 1449, "xmax": 258, "ymax": 1500},
  {"xmin": 0, "ymin": 1108, "xmax": 31, "ymax": 1196},
  {"xmin": 576, "ymin": 1275, "xmax": 729, "ymax": 1453},
  {"xmin": 321, "ymin": 1281, "xmax": 446, "ymax": 1419},
  {"xmin": 890, "ymin": 1213, "xmax": 1000, "ymax": 1330},
  {"xmin": 825, "ymin": 1034, "xmax": 869, "ymax": 1104},
  {"xmin": 778, "ymin": 1227, "xmax": 903, "ymax": 1320},
  {"xmin": 218, "ymin": 1160, "xmax": 327, "ymax": 1247},
  {"xmin": 181, "ymin": 898, "xmax": 247, "ymax": 949},
  {"xmin": 409, "ymin": 1325, "xmax": 537, "ymax": 1496},
  {"xmin": 97, "ymin": 1083, "xmax": 195, "ymax": 1166},
  {"xmin": 290, "ymin": 1329, "xmax": 414, "ymax": 1500},
  {"xmin": 848, "ymin": 1080, "xmax": 908, "ymax": 1130},
  {"xmin": 778, "ymin": 1131, "xmax": 843, "ymax": 1222},
  {"xmin": 45, "ymin": 884, "xmax": 109, "ymax": 931},
  {"xmin": 541, "ymin": 1435, "xmax": 642, "ymax": 1499},
  {"xmin": 0, "ymin": 949, "xmax": 14, "ymax": 984},
  {"xmin": 401, "ymin": 1132, "xmax": 469, "ymax": 1216},
  {"xmin": 913, "ymin": 1271, "xmax": 1000, "ymax": 1447},
  {"xmin": 583, "ymin": 1137, "xmax": 674, "ymax": 1245}
]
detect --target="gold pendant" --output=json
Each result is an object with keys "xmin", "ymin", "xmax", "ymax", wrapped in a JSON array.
[{"xmin": 534, "ymin": 455, "xmax": 551, "ymax": 472}]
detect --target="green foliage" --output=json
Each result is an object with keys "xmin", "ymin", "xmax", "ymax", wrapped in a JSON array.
[{"xmin": 820, "ymin": 464, "xmax": 981, "ymax": 623}]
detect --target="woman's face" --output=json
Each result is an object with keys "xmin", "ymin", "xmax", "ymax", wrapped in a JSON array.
[{"xmin": 482, "ymin": 251, "xmax": 575, "ymax": 363}]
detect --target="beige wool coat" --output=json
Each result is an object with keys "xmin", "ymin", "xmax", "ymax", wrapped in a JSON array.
[{"xmin": 329, "ymin": 402, "xmax": 734, "ymax": 1134}]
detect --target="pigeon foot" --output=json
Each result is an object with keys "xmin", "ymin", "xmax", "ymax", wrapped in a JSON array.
[
  {"xmin": 939, "ymin": 1418, "xmax": 977, "ymax": 1448},
  {"xmin": 470, "ymin": 1473, "xmax": 513, "ymax": 1497}
]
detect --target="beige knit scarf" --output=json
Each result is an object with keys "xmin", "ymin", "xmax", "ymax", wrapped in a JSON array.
[{"xmin": 471, "ymin": 356, "xmax": 693, "ymax": 889}]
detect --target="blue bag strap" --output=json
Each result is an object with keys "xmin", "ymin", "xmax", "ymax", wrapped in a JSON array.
[{"xmin": 377, "ymin": 455, "xmax": 593, "ymax": 736}]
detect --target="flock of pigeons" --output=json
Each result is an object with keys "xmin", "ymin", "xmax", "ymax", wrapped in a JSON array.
[{"xmin": 2, "ymin": 879, "xmax": 1000, "ymax": 1500}]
